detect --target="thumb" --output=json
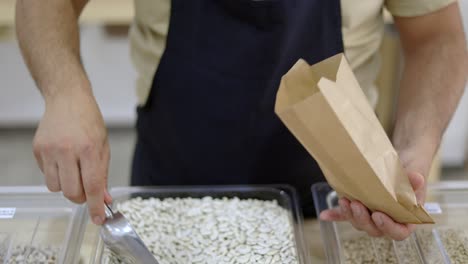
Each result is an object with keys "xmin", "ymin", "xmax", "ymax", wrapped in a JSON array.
[
  {"xmin": 102, "ymin": 142, "xmax": 112, "ymax": 204},
  {"xmin": 104, "ymin": 188, "xmax": 113, "ymax": 204},
  {"xmin": 408, "ymin": 172, "xmax": 426, "ymax": 204}
]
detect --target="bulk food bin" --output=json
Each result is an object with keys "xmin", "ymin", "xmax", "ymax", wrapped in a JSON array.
[
  {"xmin": 312, "ymin": 181, "xmax": 468, "ymax": 264},
  {"xmin": 0, "ymin": 186, "xmax": 87, "ymax": 264},
  {"xmin": 81, "ymin": 185, "xmax": 311, "ymax": 264}
]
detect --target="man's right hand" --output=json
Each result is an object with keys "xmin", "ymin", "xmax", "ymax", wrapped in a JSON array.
[
  {"xmin": 33, "ymin": 90, "xmax": 112, "ymax": 225},
  {"xmin": 16, "ymin": 0, "xmax": 110, "ymax": 224}
]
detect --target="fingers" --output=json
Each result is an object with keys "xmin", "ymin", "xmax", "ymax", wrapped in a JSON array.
[
  {"xmin": 348, "ymin": 201, "xmax": 383, "ymax": 237},
  {"xmin": 34, "ymin": 136, "xmax": 60, "ymax": 192},
  {"xmin": 319, "ymin": 208, "xmax": 348, "ymax": 221},
  {"xmin": 338, "ymin": 198, "xmax": 353, "ymax": 219},
  {"xmin": 36, "ymin": 137, "xmax": 109, "ymax": 225},
  {"xmin": 35, "ymin": 138, "xmax": 86, "ymax": 202},
  {"xmin": 33, "ymin": 142, "xmax": 44, "ymax": 173},
  {"xmin": 80, "ymin": 146, "xmax": 106, "ymax": 225},
  {"xmin": 324, "ymin": 198, "xmax": 383, "ymax": 238},
  {"xmin": 58, "ymin": 151, "xmax": 85, "ymax": 204},
  {"xmin": 371, "ymin": 212, "xmax": 412, "ymax": 241},
  {"xmin": 104, "ymin": 189, "xmax": 113, "ymax": 204},
  {"xmin": 323, "ymin": 197, "xmax": 414, "ymax": 240},
  {"xmin": 322, "ymin": 170, "xmax": 427, "ymax": 240},
  {"xmin": 319, "ymin": 198, "xmax": 352, "ymax": 221},
  {"xmin": 102, "ymin": 142, "xmax": 112, "ymax": 204},
  {"xmin": 336, "ymin": 199, "xmax": 380, "ymax": 235},
  {"xmin": 32, "ymin": 95, "xmax": 110, "ymax": 226},
  {"xmin": 41, "ymin": 154, "xmax": 61, "ymax": 192}
]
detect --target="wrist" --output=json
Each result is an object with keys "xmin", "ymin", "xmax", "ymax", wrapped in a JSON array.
[
  {"xmin": 43, "ymin": 79, "xmax": 93, "ymax": 105},
  {"xmin": 394, "ymin": 135, "xmax": 440, "ymax": 179}
]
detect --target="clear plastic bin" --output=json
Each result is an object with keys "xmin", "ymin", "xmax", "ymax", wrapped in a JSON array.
[
  {"xmin": 83, "ymin": 185, "xmax": 311, "ymax": 264},
  {"xmin": 312, "ymin": 181, "xmax": 468, "ymax": 264},
  {"xmin": 0, "ymin": 186, "xmax": 87, "ymax": 264}
]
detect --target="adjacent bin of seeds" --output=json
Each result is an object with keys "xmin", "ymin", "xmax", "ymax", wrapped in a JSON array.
[
  {"xmin": 87, "ymin": 186, "xmax": 311, "ymax": 264},
  {"xmin": 312, "ymin": 181, "xmax": 468, "ymax": 264},
  {"xmin": 0, "ymin": 186, "xmax": 87, "ymax": 264}
]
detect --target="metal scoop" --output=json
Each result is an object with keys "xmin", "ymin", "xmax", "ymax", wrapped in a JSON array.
[{"xmin": 100, "ymin": 203, "xmax": 159, "ymax": 264}]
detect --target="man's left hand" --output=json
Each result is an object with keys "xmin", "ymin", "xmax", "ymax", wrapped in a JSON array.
[{"xmin": 319, "ymin": 171, "xmax": 426, "ymax": 241}]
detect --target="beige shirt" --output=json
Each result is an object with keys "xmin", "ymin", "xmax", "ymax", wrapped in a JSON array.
[{"xmin": 129, "ymin": 0, "xmax": 454, "ymax": 107}]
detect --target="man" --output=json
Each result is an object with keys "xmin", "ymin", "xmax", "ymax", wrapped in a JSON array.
[{"xmin": 16, "ymin": 0, "xmax": 466, "ymax": 242}]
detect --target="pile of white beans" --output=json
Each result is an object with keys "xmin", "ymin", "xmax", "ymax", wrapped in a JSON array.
[{"xmin": 103, "ymin": 196, "xmax": 298, "ymax": 264}]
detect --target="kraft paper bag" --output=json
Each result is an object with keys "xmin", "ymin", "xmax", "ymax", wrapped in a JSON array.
[{"xmin": 275, "ymin": 54, "xmax": 433, "ymax": 224}]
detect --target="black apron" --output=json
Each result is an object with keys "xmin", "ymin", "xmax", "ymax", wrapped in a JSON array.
[{"xmin": 132, "ymin": 0, "xmax": 343, "ymax": 217}]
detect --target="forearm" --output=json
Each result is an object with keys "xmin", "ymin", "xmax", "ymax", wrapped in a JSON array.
[
  {"xmin": 392, "ymin": 33, "xmax": 467, "ymax": 177},
  {"xmin": 16, "ymin": 0, "xmax": 91, "ymax": 103}
]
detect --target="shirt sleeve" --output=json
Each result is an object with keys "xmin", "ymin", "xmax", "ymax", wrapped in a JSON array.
[{"xmin": 385, "ymin": 0, "xmax": 456, "ymax": 17}]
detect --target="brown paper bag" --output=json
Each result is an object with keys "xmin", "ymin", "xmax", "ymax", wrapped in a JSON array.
[{"xmin": 275, "ymin": 53, "xmax": 433, "ymax": 224}]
